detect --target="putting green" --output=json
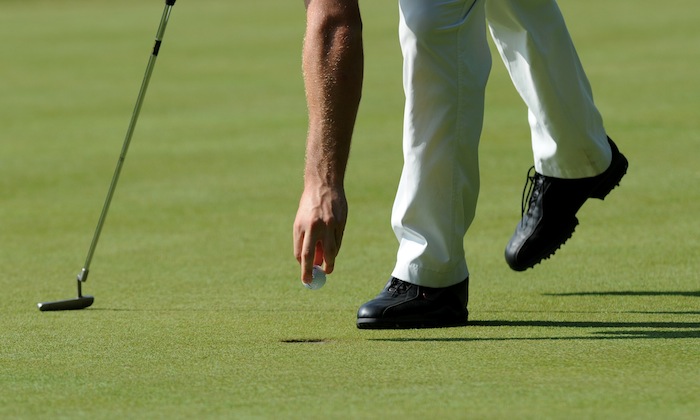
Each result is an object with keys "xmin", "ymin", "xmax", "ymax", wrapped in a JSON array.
[{"xmin": 1, "ymin": 0, "xmax": 698, "ymax": 418}]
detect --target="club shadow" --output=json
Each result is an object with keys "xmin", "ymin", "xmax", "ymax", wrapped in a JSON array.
[{"xmin": 86, "ymin": 308, "xmax": 220, "ymax": 312}]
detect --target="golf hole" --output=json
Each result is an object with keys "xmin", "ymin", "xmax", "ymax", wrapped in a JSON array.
[{"xmin": 280, "ymin": 339, "xmax": 329, "ymax": 344}]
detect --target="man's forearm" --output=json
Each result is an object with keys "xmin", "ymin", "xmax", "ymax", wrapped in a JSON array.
[{"xmin": 302, "ymin": 1, "xmax": 363, "ymax": 187}]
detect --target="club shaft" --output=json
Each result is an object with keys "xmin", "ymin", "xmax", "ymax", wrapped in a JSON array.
[{"xmin": 81, "ymin": 2, "xmax": 176, "ymax": 276}]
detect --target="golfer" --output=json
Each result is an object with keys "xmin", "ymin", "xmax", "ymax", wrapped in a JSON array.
[{"xmin": 293, "ymin": 0, "xmax": 628, "ymax": 329}]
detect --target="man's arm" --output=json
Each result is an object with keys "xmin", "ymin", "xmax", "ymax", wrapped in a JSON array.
[{"xmin": 293, "ymin": 0, "xmax": 363, "ymax": 283}]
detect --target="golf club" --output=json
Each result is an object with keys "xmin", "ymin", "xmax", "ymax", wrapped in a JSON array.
[{"xmin": 38, "ymin": 0, "xmax": 178, "ymax": 312}]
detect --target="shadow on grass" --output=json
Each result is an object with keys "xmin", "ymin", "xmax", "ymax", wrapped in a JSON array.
[
  {"xmin": 468, "ymin": 320, "xmax": 700, "ymax": 328},
  {"xmin": 369, "ymin": 329, "xmax": 700, "ymax": 342},
  {"xmin": 543, "ymin": 291, "xmax": 700, "ymax": 297},
  {"xmin": 627, "ymin": 311, "xmax": 700, "ymax": 315},
  {"xmin": 368, "ymin": 319, "xmax": 700, "ymax": 342}
]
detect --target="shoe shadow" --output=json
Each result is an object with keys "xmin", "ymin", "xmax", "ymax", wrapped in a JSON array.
[
  {"xmin": 543, "ymin": 290, "xmax": 700, "ymax": 297},
  {"xmin": 468, "ymin": 320, "xmax": 700, "ymax": 329},
  {"xmin": 368, "ymin": 329, "xmax": 700, "ymax": 342},
  {"xmin": 627, "ymin": 311, "xmax": 700, "ymax": 315},
  {"xmin": 368, "ymin": 320, "xmax": 700, "ymax": 342}
]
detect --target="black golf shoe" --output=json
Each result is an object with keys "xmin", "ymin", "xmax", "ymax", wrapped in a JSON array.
[
  {"xmin": 505, "ymin": 138, "xmax": 628, "ymax": 271},
  {"xmin": 356, "ymin": 277, "xmax": 468, "ymax": 329}
]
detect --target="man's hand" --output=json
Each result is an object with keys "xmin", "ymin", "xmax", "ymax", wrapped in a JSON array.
[{"xmin": 293, "ymin": 184, "xmax": 348, "ymax": 283}]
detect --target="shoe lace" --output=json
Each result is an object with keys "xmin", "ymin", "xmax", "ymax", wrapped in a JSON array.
[
  {"xmin": 520, "ymin": 166, "xmax": 542, "ymax": 217},
  {"xmin": 387, "ymin": 278, "xmax": 411, "ymax": 296}
]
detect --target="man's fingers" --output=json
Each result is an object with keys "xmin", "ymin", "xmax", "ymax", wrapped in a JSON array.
[
  {"xmin": 293, "ymin": 189, "xmax": 347, "ymax": 282},
  {"xmin": 293, "ymin": 227, "xmax": 304, "ymax": 264},
  {"xmin": 301, "ymin": 252, "xmax": 314, "ymax": 284},
  {"xmin": 300, "ymin": 229, "xmax": 319, "ymax": 283},
  {"xmin": 321, "ymin": 229, "xmax": 340, "ymax": 274},
  {"xmin": 299, "ymin": 232, "xmax": 339, "ymax": 280}
]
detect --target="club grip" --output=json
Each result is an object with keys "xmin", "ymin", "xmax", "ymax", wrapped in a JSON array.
[{"xmin": 166, "ymin": 0, "xmax": 176, "ymax": 5}]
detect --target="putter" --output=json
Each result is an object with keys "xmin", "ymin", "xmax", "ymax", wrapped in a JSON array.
[{"xmin": 38, "ymin": 0, "xmax": 178, "ymax": 312}]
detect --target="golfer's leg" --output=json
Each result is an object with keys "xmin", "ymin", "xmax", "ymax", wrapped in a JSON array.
[
  {"xmin": 486, "ymin": 0, "xmax": 611, "ymax": 178},
  {"xmin": 392, "ymin": 0, "xmax": 491, "ymax": 288}
]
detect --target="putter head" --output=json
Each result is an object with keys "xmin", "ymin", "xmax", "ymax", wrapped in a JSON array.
[{"xmin": 37, "ymin": 296, "xmax": 94, "ymax": 312}]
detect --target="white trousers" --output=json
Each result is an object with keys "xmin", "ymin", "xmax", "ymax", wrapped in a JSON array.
[{"xmin": 392, "ymin": 0, "xmax": 613, "ymax": 287}]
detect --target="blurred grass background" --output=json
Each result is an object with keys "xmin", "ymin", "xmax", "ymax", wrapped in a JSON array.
[{"xmin": 1, "ymin": 0, "xmax": 698, "ymax": 418}]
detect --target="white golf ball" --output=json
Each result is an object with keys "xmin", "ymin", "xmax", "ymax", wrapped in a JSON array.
[{"xmin": 303, "ymin": 265, "xmax": 327, "ymax": 290}]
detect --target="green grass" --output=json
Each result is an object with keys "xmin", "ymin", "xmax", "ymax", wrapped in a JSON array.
[{"xmin": 1, "ymin": 0, "xmax": 699, "ymax": 418}]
